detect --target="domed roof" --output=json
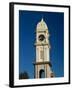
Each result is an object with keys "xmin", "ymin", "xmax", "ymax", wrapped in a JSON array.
[{"xmin": 36, "ymin": 18, "xmax": 48, "ymax": 31}]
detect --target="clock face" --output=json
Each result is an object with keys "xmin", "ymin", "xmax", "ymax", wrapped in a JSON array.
[{"xmin": 38, "ymin": 34, "xmax": 45, "ymax": 41}]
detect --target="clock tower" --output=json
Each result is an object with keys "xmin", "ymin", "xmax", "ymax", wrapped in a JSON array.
[{"xmin": 33, "ymin": 18, "xmax": 54, "ymax": 78}]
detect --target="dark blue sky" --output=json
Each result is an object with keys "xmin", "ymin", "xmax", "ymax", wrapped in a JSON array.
[{"xmin": 19, "ymin": 10, "xmax": 64, "ymax": 78}]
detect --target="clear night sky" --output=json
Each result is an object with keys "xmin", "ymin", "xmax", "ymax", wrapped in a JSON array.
[{"xmin": 19, "ymin": 10, "xmax": 64, "ymax": 78}]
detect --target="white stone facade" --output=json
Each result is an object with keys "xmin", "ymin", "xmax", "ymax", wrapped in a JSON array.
[{"xmin": 34, "ymin": 18, "xmax": 54, "ymax": 78}]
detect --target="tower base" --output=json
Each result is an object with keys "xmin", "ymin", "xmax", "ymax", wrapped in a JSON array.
[{"xmin": 33, "ymin": 61, "xmax": 54, "ymax": 78}]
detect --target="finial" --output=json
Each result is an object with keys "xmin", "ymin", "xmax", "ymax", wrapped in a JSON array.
[{"xmin": 41, "ymin": 17, "xmax": 44, "ymax": 22}]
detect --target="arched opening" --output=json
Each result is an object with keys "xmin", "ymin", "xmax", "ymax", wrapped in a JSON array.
[{"xmin": 39, "ymin": 69, "xmax": 45, "ymax": 78}]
